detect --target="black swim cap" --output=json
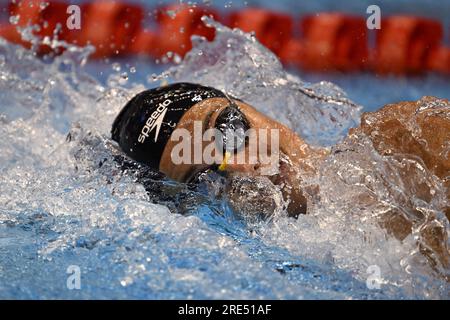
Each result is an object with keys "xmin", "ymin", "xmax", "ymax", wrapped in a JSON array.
[{"xmin": 111, "ymin": 82, "xmax": 226, "ymax": 168}]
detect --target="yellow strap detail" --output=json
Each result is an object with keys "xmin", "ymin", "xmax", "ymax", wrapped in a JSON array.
[{"xmin": 218, "ymin": 151, "xmax": 231, "ymax": 171}]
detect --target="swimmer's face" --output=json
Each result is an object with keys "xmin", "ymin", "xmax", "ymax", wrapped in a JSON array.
[{"xmin": 159, "ymin": 97, "xmax": 317, "ymax": 216}]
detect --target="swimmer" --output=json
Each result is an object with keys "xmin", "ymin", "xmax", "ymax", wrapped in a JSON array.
[
  {"xmin": 111, "ymin": 82, "xmax": 326, "ymax": 218},
  {"xmin": 112, "ymin": 83, "xmax": 449, "ymax": 272}
]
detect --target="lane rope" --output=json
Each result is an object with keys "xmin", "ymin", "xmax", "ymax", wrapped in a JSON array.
[{"xmin": 0, "ymin": 0, "xmax": 448, "ymax": 75}]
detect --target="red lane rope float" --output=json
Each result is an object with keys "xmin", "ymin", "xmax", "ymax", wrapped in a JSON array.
[
  {"xmin": 278, "ymin": 38, "xmax": 304, "ymax": 65},
  {"xmin": 374, "ymin": 16, "xmax": 443, "ymax": 74},
  {"xmin": 4, "ymin": 0, "xmax": 68, "ymax": 54},
  {"xmin": 65, "ymin": 1, "xmax": 143, "ymax": 59},
  {"xmin": 150, "ymin": 4, "xmax": 219, "ymax": 58},
  {"xmin": 128, "ymin": 29, "xmax": 158, "ymax": 56},
  {"xmin": 227, "ymin": 8, "xmax": 293, "ymax": 56},
  {"xmin": 0, "ymin": 24, "xmax": 24, "ymax": 45},
  {"xmin": 299, "ymin": 13, "xmax": 368, "ymax": 72},
  {"xmin": 426, "ymin": 46, "xmax": 450, "ymax": 74}
]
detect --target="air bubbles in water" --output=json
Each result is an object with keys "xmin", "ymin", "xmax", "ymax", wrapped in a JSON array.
[
  {"xmin": 166, "ymin": 10, "xmax": 177, "ymax": 19},
  {"xmin": 39, "ymin": 1, "xmax": 49, "ymax": 10},
  {"xmin": 173, "ymin": 54, "xmax": 182, "ymax": 64},
  {"xmin": 9, "ymin": 15, "xmax": 20, "ymax": 25},
  {"xmin": 112, "ymin": 62, "xmax": 121, "ymax": 72}
]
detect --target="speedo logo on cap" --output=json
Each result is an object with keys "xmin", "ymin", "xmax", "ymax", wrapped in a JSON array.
[{"xmin": 138, "ymin": 98, "xmax": 171, "ymax": 143}]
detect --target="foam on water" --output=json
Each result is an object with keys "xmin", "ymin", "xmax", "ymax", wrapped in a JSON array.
[{"xmin": 0, "ymin": 21, "xmax": 448, "ymax": 299}]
